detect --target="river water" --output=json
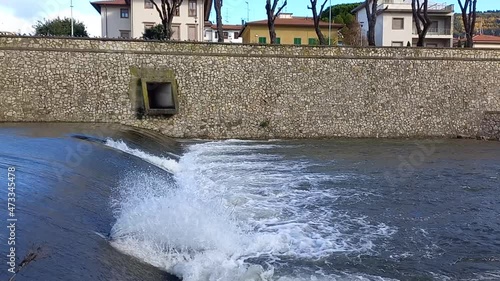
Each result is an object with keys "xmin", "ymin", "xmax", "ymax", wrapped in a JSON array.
[{"xmin": 0, "ymin": 123, "xmax": 499, "ymax": 281}]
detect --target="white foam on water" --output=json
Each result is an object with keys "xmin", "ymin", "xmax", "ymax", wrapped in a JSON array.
[
  {"xmin": 109, "ymin": 140, "xmax": 396, "ymax": 281},
  {"xmin": 105, "ymin": 139, "xmax": 180, "ymax": 174},
  {"xmin": 469, "ymin": 271, "xmax": 500, "ymax": 280},
  {"xmin": 276, "ymin": 273, "xmax": 399, "ymax": 281}
]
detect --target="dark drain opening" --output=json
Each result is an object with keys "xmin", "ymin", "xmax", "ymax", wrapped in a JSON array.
[
  {"xmin": 140, "ymin": 79, "xmax": 179, "ymax": 116},
  {"xmin": 147, "ymin": 82, "xmax": 175, "ymax": 109}
]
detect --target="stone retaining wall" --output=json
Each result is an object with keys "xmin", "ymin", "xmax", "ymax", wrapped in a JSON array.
[
  {"xmin": 480, "ymin": 112, "xmax": 500, "ymax": 140},
  {"xmin": 0, "ymin": 36, "xmax": 499, "ymax": 139}
]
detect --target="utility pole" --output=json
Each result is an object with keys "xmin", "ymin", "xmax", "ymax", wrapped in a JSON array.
[
  {"xmin": 328, "ymin": 0, "xmax": 331, "ymax": 45},
  {"xmin": 70, "ymin": 0, "xmax": 74, "ymax": 36},
  {"xmin": 245, "ymin": 1, "xmax": 249, "ymax": 22}
]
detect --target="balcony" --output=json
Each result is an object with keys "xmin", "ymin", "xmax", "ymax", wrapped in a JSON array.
[
  {"xmin": 412, "ymin": 28, "xmax": 452, "ymax": 36},
  {"xmin": 378, "ymin": 0, "xmax": 454, "ymax": 12}
]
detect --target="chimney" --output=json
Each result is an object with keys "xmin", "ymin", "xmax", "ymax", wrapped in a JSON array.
[{"xmin": 277, "ymin": 13, "xmax": 293, "ymax": 19}]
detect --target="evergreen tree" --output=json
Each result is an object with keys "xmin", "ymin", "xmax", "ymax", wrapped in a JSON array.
[
  {"xmin": 33, "ymin": 17, "xmax": 88, "ymax": 37},
  {"xmin": 143, "ymin": 24, "xmax": 168, "ymax": 40}
]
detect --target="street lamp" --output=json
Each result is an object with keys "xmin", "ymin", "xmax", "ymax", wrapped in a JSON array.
[
  {"xmin": 245, "ymin": 1, "xmax": 250, "ymax": 23},
  {"xmin": 70, "ymin": 0, "xmax": 74, "ymax": 36}
]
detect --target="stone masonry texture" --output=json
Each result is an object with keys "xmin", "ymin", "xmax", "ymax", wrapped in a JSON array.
[
  {"xmin": 0, "ymin": 36, "xmax": 499, "ymax": 139},
  {"xmin": 480, "ymin": 112, "xmax": 500, "ymax": 140}
]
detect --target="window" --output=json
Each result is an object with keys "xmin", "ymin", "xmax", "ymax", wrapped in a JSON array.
[
  {"xmin": 188, "ymin": 0, "xmax": 197, "ymax": 17},
  {"xmin": 223, "ymin": 31, "xmax": 228, "ymax": 39},
  {"xmin": 293, "ymin": 38, "xmax": 301, "ymax": 45},
  {"xmin": 234, "ymin": 32, "xmax": 239, "ymax": 38},
  {"xmin": 172, "ymin": 26, "xmax": 180, "ymax": 40},
  {"xmin": 276, "ymin": 37, "xmax": 281, "ymax": 44},
  {"xmin": 175, "ymin": 6, "xmax": 180, "ymax": 16},
  {"xmin": 215, "ymin": 32, "xmax": 218, "ymax": 39},
  {"xmin": 430, "ymin": 21, "xmax": 439, "ymax": 33},
  {"xmin": 188, "ymin": 25, "xmax": 197, "ymax": 40},
  {"xmin": 144, "ymin": 0, "xmax": 153, "ymax": 9},
  {"xmin": 308, "ymin": 38, "xmax": 318, "ymax": 45},
  {"xmin": 391, "ymin": 41, "xmax": 404, "ymax": 47},
  {"xmin": 392, "ymin": 18, "xmax": 404, "ymax": 30},
  {"xmin": 120, "ymin": 30, "xmax": 130, "ymax": 38},
  {"xmin": 144, "ymin": 23, "xmax": 154, "ymax": 31},
  {"xmin": 120, "ymin": 8, "xmax": 129, "ymax": 18},
  {"xmin": 258, "ymin": 37, "xmax": 266, "ymax": 44}
]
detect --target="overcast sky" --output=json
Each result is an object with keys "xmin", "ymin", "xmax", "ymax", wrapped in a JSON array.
[{"xmin": 1, "ymin": 0, "xmax": 499, "ymax": 36}]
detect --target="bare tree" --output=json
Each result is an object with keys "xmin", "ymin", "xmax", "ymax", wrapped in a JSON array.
[
  {"xmin": 150, "ymin": 0, "xmax": 184, "ymax": 40},
  {"xmin": 308, "ymin": 0, "xmax": 329, "ymax": 45},
  {"xmin": 265, "ymin": 0, "xmax": 287, "ymax": 44},
  {"xmin": 341, "ymin": 22, "xmax": 364, "ymax": 46},
  {"xmin": 364, "ymin": 0, "xmax": 379, "ymax": 46},
  {"xmin": 458, "ymin": 0, "xmax": 477, "ymax": 48},
  {"xmin": 412, "ymin": 0, "xmax": 431, "ymax": 47},
  {"xmin": 214, "ymin": 0, "xmax": 224, "ymax": 42}
]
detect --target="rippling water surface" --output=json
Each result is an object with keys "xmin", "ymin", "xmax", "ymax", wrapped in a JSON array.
[{"xmin": 0, "ymin": 123, "xmax": 499, "ymax": 281}]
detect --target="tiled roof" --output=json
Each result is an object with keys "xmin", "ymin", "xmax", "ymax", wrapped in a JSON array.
[
  {"xmin": 473, "ymin": 34, "xmax": 500, "ymax": 44},
  {"xmin": 352, "ymin": 2, "xmax": 367, "ymax": 13},
  {"xmin": 246, "ymin": 17, "xmax": 343, "ymax": 28},
  {"xmin": 91, "ymin": 0, "xmax": 211, "ymax": 21},
  {"xmin": 210, "ymin": 24, "xmax": 243, "ymax": 31},
  {"xmin": 240, "ymin": 16, "xmax": 344, "ymax": 36},
  {"xmin": 91, "ymin": 0, "xmax": 128, "ymax": 13},
  {"xmin": 91, "ymin": 0, "xmax": 127, "ymax": 4}
]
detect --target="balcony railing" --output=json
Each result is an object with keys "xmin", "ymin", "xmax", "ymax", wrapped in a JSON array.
[
  {"xmin": 412, "ymin": 28, "xmax": 452, "ymax": 35},
  {"xmin": 379, "ymin": 0, "xmax": 454, "ymax": 11}
]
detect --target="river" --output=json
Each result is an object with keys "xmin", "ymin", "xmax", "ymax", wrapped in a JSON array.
[{"xmin": 0, "ymin": 123, "xmax": 499, "ymax": 281}]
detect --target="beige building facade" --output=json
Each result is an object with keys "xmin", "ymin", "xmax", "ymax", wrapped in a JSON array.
[
  {"xmin": 91, "ymin": 0, "xmax": 211, "ymax": 40},
  {"xmin": 473, "ymin": 35, "xmax": 500, "ymax": 49},
  {"xmin": 203, "ymin": 24, "xmax": 243, "ymax": 43}
]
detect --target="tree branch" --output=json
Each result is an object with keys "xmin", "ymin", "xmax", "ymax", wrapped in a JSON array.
[
  {"xmin": 412, "ymin": 0, "xmax": 422, "ymax": 34},
  {"xmin": 273, "ymin": 0, "xmax": 287, "ymax": 21},
  {"xmin": 319, "ymin": 0, "xmax": 328, "ymax": 16},
  {"xmin": 166, "ymin": 1, "xmax": 172, "ymax": 18},
  {"xmin": 150, "ymin": 0, "xmax": 165, "ymax": 22},
  {"xmin": 470, "ymin": 0, "xmax": 477, "ymax": 35},
  {"xmin": 371, "ymin": 0, "xmax": 378, "ymax": 20}
]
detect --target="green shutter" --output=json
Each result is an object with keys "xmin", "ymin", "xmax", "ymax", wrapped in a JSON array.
[
  {"xmin": 258, "ymin": 37, "xmax": 266, "ymax": 44},
  {"xmin": 293, "ymin": 38, "xmax": 302, "ymax": 45},
  {"xmin": 308, "ymin": 38, "xmax": 317, "ymax": 45},
  {"xmin": 276, "ymin": 37, "xmax": 281, "ymax": 44}
]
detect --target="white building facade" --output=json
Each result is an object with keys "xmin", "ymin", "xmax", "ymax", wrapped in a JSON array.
[
  {"xmin": 91, "ymin": 0, "xmax": 211, "ymax": 40},
  {"xmin": 353, "ymin": 0, "xmax": 454, "ymax": 47},
  {"xmin": 203, "ymin": 24, "xmax": 243, "ymax": 43}
]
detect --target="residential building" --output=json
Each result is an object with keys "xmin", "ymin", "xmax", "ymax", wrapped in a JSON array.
[
  {"xmin": 471, "ymin": 34, "xmax": 500, "ymax": 49},
  {"xmin": 90, "ymin": 0, "xmax": 211, "ymax": 40},
  {"xmin": 204, "ymin": 23, "xmax": 243, "ymax": 43},
  {"xmin": 353, "ymin": 0, "xmax": 454, "ymax": 47},
  {"xmin": 239, "ymin": 13, "xmax": 344, "ymax": 45}
]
